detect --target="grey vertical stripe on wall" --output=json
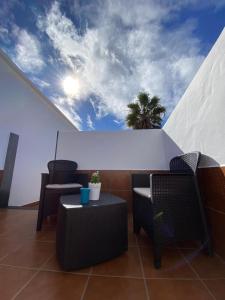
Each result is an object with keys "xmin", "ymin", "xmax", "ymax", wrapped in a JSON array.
[{"xmin": 0, "ymin": 133, "xmax": 19, "ymax": 207}]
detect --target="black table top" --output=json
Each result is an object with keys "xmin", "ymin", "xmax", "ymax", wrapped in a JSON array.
[{"xmin": 60, "ymin": 192, "xmax": 127, "ymax": 210}]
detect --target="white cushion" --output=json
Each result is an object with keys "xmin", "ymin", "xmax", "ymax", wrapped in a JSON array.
[
  {"xmin": 133, "ymin": 187, "xmax": 151, "ymax": 198},
  {"xmin": 46, "ymin": 183, "xmax": 82, "ymax": 189}
]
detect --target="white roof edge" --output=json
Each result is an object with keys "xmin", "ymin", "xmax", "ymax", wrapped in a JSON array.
[{"xmin": 0, "ymin": 48, "xmax": 78, "ymax": 130}]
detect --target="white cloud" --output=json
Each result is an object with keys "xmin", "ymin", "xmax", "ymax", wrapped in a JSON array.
[
  {"xmin": 13, "ymin": 27, "xmax": 45, "ymax": 74},
  {"xmin": 51, "ymin": 95, "xmax": 82, "ymax": 130},
  {"xmin": 89, "ymin": 97, "xmax": 108, "ymax": 119},
  {"xmin": 0, "ymin": 26, "xmax": 8, "ymax": 39},
  {"xmin": 113, "ymin": 119, "xmax": 122, "ymax": 125},
  {"xmin": 87, "ymin": 114, "xmax": 95, "ymax": 130},
  {"xmin": 37, "ymin": 1, "xmax": 220, "ymax": 121},
  {"xmin": 32, "ymin": 77, "xmax": 50, "ymax": 89}
]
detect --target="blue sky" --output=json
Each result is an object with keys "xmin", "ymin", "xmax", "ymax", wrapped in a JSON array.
[{"xmin": 0, "ymin": 0, "xmax": 225, "ymax": 131}]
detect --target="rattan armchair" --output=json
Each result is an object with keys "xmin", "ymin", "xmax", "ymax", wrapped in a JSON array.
[
  {"xmin": 132, "ymin": 152, "xmax": 213, "ymax": 268},
  {"xmin": 36, "ymin": 160, "xmax": 88, "ymax": 231}
]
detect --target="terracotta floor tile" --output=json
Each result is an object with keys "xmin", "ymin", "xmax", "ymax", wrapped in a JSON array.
[
  {"xmin": 140, "ymin": 247, "xmax": 196, "ymax": 278},
  {"xmin": 147, "ymin": 279, "xmax": 213, "ymax": 300},
  {"xmin": 0, "ymin": 219, "xmax": 18, "ymax": 236},
  {"xmin": 15, "ymin": 271, "xmax": 87, "ymax": 300},
  {"xmin": 0, "ymin": 265, "xmax": 35, "ymax": 300},
  {"xmin": 0, "ymin": 208, "xmax": 224, "ymax": 299},
  {"xmin": 0, "ymin": 238, "xmax": 23, "ymax": 260},
  {"xmin": 92, "ymin": 247, "xmax": 142, "ymax": 277},
  {"xmin": 177, "ymin": 240, "xmax": 201, "ymax": 249},
  {"xmin": 136, "ymin": 231, "xmax": 153, "ymax": 247},
  {"xmin": 136, "ymin": 232, "xmax": 200, "ymax": 249},
  {"xmin": 34, "ymin": 229, "xmax": 56, "ymax": 242},
  {"xmin": 128, "ymin": 232, "xmax": 137, "ymax": 246},
  {"xmin": 182, "ymin": 249, "xmax": 225, "ymax": 278},
  {"xmin": 203, "ymin": 279, "xmax": 225, "ymax": 300},
  {"xmin": 128, "ymin": 215, "xmax": 133, "ymax": 230},
  {"xmin": 1, "ymin": 240, "xmax": 54, "ymax": 268},
  {"xmin": 0, "ymin": 212, "xmax": 38, "ymax": 239},
  {"xmin": 3, "ymin": 225, "xmax": 36, "ymax": 240},
  {"xmin": 83, "ymin": 276, "xmax": 147, "ymax": 300},
  {"xmin": 0, "ymin": 210, "xmax": 36, "ymax": 224},
  {"xmin": 42, "ymin": 254, "xmax": 91, "ymax": 274}
]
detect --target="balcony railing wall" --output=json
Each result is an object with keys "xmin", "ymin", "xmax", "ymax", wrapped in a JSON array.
[{"xmin": 56, "ymin": 129, "xmax": 182, "ymax": 170}]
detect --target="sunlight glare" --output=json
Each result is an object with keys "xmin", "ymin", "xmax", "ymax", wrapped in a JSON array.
[{"xmin": 62, "ymin": 76, "xmax": 79, "ymax": 97}]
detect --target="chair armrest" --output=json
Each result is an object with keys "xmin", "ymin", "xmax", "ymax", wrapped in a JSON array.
[
  {"xmin": 131, "ymin": 173, "xmax": 151, "ymax": 188},
  {"xmin": 131, "ymin": 171, "xmax": 175, "ymax": 189},
  {"xmin": 73, "ymin": 173, "xmax": 89, "ymax": 187}
]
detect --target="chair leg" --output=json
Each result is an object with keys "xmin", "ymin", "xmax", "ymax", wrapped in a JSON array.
[
  {"xmin": 153, "ymin": 244, "xmax": 162, "ymax": 269},
  {"xmin": 36, "ymin": 190, "xmax": 45, "ymax": 231},
  {"xmin": 200, "ymin": 216, "xmax": 214, "ymax": 257},
  {"xmin": 36, "ymin": 208, "xmax": 43, "ymax": 231},
  {"xmin": 132, "ymin": 195, "xmax": 142, "ymax": 234},
  {"xmin": 195, "ymin": 180, "xmax": 214, "ymax": 257},
  {"xmin": 154, "ymin": 259, "xmax": 161, "ymax": 269},
  {"xmin": 202, "ymin": 236, "xmax": 214, "ymax": 257},
  {"xmin": 36, "ymin": 214, "xmax": 43, "ymax": 231}
]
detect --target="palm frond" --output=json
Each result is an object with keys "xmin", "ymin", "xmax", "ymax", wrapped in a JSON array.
[{"xmin": 126, "ymin": 92, "xmax": 166, "ymax": 129}]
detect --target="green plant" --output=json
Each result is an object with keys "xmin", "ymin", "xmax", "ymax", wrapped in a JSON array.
[
  {"xmin": 90, "ymin": 171, "xmax": 100, "ymax": 184},
  {"xmin": 126, "ymin": 92, "xmax": 166, "ymax": 129}
]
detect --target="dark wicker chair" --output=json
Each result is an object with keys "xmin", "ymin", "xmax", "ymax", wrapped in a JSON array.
[
  {"xmin": 132, "ymin": 152, "xmax": 213, "ymax": 268},
  {"xmin": 36, "ymin": 160, "xmax": 88, "ymax": 231}
]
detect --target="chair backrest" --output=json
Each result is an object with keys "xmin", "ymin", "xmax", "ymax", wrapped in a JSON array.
[
  {"xmin": 170, "ymin": 152, "xmax": 200, "ymax": 175},
  {"xmin": 48, "ymin": 160, "xmax": 78, "ymax": 184}
]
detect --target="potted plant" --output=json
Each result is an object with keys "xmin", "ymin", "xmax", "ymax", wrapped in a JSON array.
[{"xmin": 88, "ymin": 171, "xmax": 101, "ymax": 200}]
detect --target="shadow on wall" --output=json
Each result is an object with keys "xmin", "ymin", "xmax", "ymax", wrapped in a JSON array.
[
  {"xmin": 162, "ymin": 131, "xmax": 222, "ymax": 169},
  {"xmin": 162, "ymin": 130, "xmax": 183, "ymax": 166}
]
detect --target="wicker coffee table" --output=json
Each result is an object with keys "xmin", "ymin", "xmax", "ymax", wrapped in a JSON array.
[{"xmin": 56, "ymin": 192, "xmax": 128, "ymax": 270}]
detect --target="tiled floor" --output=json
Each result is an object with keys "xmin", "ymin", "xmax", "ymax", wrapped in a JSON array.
[{"xmin": 0, "ymin": 209, "xmax": 225, "ymax": 300}]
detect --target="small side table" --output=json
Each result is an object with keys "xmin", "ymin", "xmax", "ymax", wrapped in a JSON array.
[{"xmin": 56, "ymin": 193, "xmax": 128, "ymax": 270}]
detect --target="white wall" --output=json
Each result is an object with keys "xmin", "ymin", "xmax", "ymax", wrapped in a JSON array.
[
  {"xmin": 164, "ymin": 28, "xmax": 225, "ymax": 168},
  {"xmin": 0, "ymin": 50, "xmax": 77, "ymax": 206},
  {"xmin": 57, "ymin": 129, "xmax": 173, "ymax": 170}
]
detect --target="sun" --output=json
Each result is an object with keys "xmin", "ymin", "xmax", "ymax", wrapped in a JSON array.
[{"xmin": 62, "ymin": 76, "xmax": 79, "ymax": 97}]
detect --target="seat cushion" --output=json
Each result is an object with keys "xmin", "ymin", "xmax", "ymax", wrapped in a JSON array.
[
  {"xmin": 46, "ymin": 183, "xmax": 83, "ymax": 189},
  {"xmin": 133, "ymin": 187, "xmax": 151, "ymax": 198}
]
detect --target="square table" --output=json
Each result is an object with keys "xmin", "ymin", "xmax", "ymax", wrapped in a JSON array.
[{"xmin": 56, "ymin": 192, "xmax": 128, "ymax": 270}]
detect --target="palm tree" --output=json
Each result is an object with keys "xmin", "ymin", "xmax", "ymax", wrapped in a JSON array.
[{"xmin": 126, "ymin": 92, "xmax": 166, "ymax": 129}]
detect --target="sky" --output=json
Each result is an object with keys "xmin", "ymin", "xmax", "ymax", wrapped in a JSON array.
[{"xmin": 0, "ymin": 0, "xmax": 225, "ymax": 131}]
